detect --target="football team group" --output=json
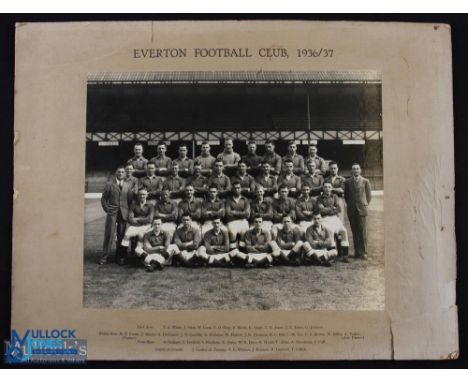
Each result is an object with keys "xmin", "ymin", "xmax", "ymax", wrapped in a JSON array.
[{"xmin": 98, "ymin": 139, "xmax": 372, "ymax": 271}]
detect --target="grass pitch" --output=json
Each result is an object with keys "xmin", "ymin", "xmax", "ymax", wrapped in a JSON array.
[{"xmin": 83, "ymin": 196, "xmax": 384, "ymax": 310}]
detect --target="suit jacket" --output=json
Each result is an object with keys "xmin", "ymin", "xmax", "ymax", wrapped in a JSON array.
[
  {"xmin": 101, "ymin": 180, "xmax": 133, "ymax": 220},
  {"xmin": 344, "ymin": 176, "xmax": 372, "ymax": 216}
]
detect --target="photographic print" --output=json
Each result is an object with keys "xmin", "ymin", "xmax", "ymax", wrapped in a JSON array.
[{"xmin": 83, "ymin": 70, "xmax": 384, "ymax": 311}]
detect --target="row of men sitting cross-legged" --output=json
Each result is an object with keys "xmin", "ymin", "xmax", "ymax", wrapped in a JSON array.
[{"xmin": 119, "ymin": 180, "xmax": 349, "ymax": 271}]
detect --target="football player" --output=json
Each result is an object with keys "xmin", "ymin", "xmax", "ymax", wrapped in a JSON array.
[
  {"xmin": 225, "ymin": 181, "xmax": 251, "ymax": 251},
  {"xmin": 197, "ymin": 217, "xmax": 233, "ymax": 266},
  {"xmin": 135, "ymin": 218, "xmax": 178, "ymax": 272},
  {"xmin": 302, "ymin": 212, "xmax": 338, "ymax": 266}
]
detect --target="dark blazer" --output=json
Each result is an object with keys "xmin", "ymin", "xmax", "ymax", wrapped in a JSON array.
[
  {"xmin": 101, "ymin": 180, "xmax": 133, "ymax": 220},
  {"xmin": 344, "ymin": 176, "xmax": 372, "ymax": 216}
]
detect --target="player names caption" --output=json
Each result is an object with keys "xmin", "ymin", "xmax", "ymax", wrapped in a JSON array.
[
  {"xmin": 98, "ymin": 323, "xmax": 364, "ymax": 354},
  {"xmin": 133, "ymin": 47, "xmax": 334, "ymax": 59}
]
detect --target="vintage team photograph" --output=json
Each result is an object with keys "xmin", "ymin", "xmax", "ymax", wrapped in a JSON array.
[{"xmin": 83, "ymin": 70, "xmax": 384, "ymax": 310}]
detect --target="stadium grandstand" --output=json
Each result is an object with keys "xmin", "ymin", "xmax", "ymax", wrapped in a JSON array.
[{"xmin": 85, "ymin": 71, "xmax": 382, "ymax": 193}]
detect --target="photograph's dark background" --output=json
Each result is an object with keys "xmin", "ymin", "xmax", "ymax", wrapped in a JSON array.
[
  {"xmin": 85, "ymin": 77, "xmax": 383, "ymax": 191},
  {"xmin": 0, "ymin": 14, "xmax": 467, "ymax": 368}
]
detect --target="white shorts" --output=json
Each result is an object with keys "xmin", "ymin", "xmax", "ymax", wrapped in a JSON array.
[
  {"xmin": 201, "ymin": 220, "xmax": 227, "ymax": 235},
  {"xmin": 121, "ymin": 224, "xmax": 151, "ymax": 246},
  {"xmin": 321, "ymin": 216, "xmax": 349, "ymax": 246},
  {"xmin": 248, "ymin": 253, "xmax": 270, "ymax": 262},
  {"xmin": 135, "ymin": 243, "xmax": 178, "ymax": 258},
  {"xmin": 250, "ymin": 221, "xmax": 273, "ymax": 234},
  {"xmin": 180, "ymin": 250, "xmax": 197, "ymax": 261},
  {"xmin": 227, "ymin": 219, "xmax": 249, "ymax": 238},
  {"xmin": 298, "ymin": 220, "xmax": 313, "ymax": 233},
  {"xmin": 177, "ymin": 222, "xmax": 201, "ymax": 231},
  {"xmin": 144, "ymin": 253, "xmax": 166, "ymax": 265},
  {"xmin": 208, "ymin": 253, "xmax": 230, "ymax": 264},
  {"xmin": 161, "ymin": 222, "xmax": 177, "ymax": 237},
  {"xmin": 321, "ymin": 216, "xmax": 345, "ymax": 234},
  {"xmin": 305, "ymin": 248, "xmax": 338, "ymax": 261}
]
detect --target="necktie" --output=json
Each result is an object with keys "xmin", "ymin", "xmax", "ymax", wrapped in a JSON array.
[{"xmin": 119, "ymin": 181, "xmax": 122, "ymax": 190}]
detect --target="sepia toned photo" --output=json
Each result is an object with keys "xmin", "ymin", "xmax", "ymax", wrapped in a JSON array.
[
  {"xmin": 12, "ymin": 20, "xmax": 457, "ymax": 360},
  {"xmin": 83, "ymin": 70, "xmax": 384, "ymax": 310}
]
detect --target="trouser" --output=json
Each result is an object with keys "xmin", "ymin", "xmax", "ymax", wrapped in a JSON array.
[
  {"xmin": 298, "ymin": 221, "xmax": 313, "ymax": 236},
  {"xmin": 177, "ymin": 222, "xmax": 202, "ymax": 231},
  {"xmin": 135, "ymin": 244, "xmax": 179, "ymax": 266},
  {"xmin": 229, "ymin": 247, "xmax": 274, "ymax": 265},
  {"xmin": 347, "ymin": 210, "xmax": 368, "ymax": 257},
  {"xmin": 177, "ymin": 250, "xmax": 198, "ymax": 265},
  {"xmin": 249, "ymin": 221, "xmax": 273, "ymax": 235},
  {"xmin": 161, "ymin": 222, "xmax": 177, "ymax": 239},
  {"xmin": 271, "ymin": 240, "xmax": 303, "ymax": 262},
  {"xmin": 271, "ymin": 223, "xmax": 301, "ymax": 239},
  {"xmin": 227, "ymin": 219, "xmax": 249, "ymax": 249},
  {"xmin": 197, "ymin": 246, "xmax": 233, "ymax": 265},
  {"xmin": 121, "ymin": 224, "xmax": 151, "ymax": 247},
  {"xmin": 321, "ymin": 216, "xmax": 350, "ymax": 247},
  {"xmin": 102, "ymin": 211, "xmax": 127, "ymax": 261},
  {"xmin": 246, "ymin": 252, "xmax": 273, "ymax": 265},
  {"xmin": 201, "ymin": 220, "xmax": 227, "ymax": 235},
  {"xmin": 302, "ymin": 242, "xmax": 338, "ymax": 264}
]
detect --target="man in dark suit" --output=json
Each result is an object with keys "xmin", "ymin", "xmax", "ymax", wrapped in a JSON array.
[
  {"xmin": 344, "ymin": 164, "xmax": 372, "ymax": 260},
  {"xmin": 100, "ymin": 166, "xmax": 134, "ymax": 265}
]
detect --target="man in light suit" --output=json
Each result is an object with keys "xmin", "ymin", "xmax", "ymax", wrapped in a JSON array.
[
  {"xmin": 100, "ymin": 166, "xmax": 134, "ymax": 265},
  {"xmin": 344, "ymin": 164, "xmax": 372, "ymax": 260}
]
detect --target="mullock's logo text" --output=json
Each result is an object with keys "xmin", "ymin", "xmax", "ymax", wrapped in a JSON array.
[{"xmin": 4, "ymin": 329, "xmax": 87, "ymax": 363}]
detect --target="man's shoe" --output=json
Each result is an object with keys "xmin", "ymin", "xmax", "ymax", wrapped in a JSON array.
[
  {"xmin": 98, "ymin": 258, "xmax": 107, "ymax": 265},
  {"xmin": 340, "ymin": 257, "xmax": 350, "ymax": 263}
]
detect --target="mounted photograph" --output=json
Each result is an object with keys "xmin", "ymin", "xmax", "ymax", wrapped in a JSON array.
[{"xmin": 83, "ymin": 70, "xmax": 384, "ymax": 311}]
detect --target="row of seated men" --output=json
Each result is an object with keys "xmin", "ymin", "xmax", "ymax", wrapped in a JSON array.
[
  {"xmin": 126, "ymin": 139, "xmax": 329, "ymax": 181},
  {"xmin": 105, "ymin": 180, "xmax": 349, "ymax": 270},
  {"xmin": 135, "ymin": 213, "xmax": 338, "ymax": 272}
]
